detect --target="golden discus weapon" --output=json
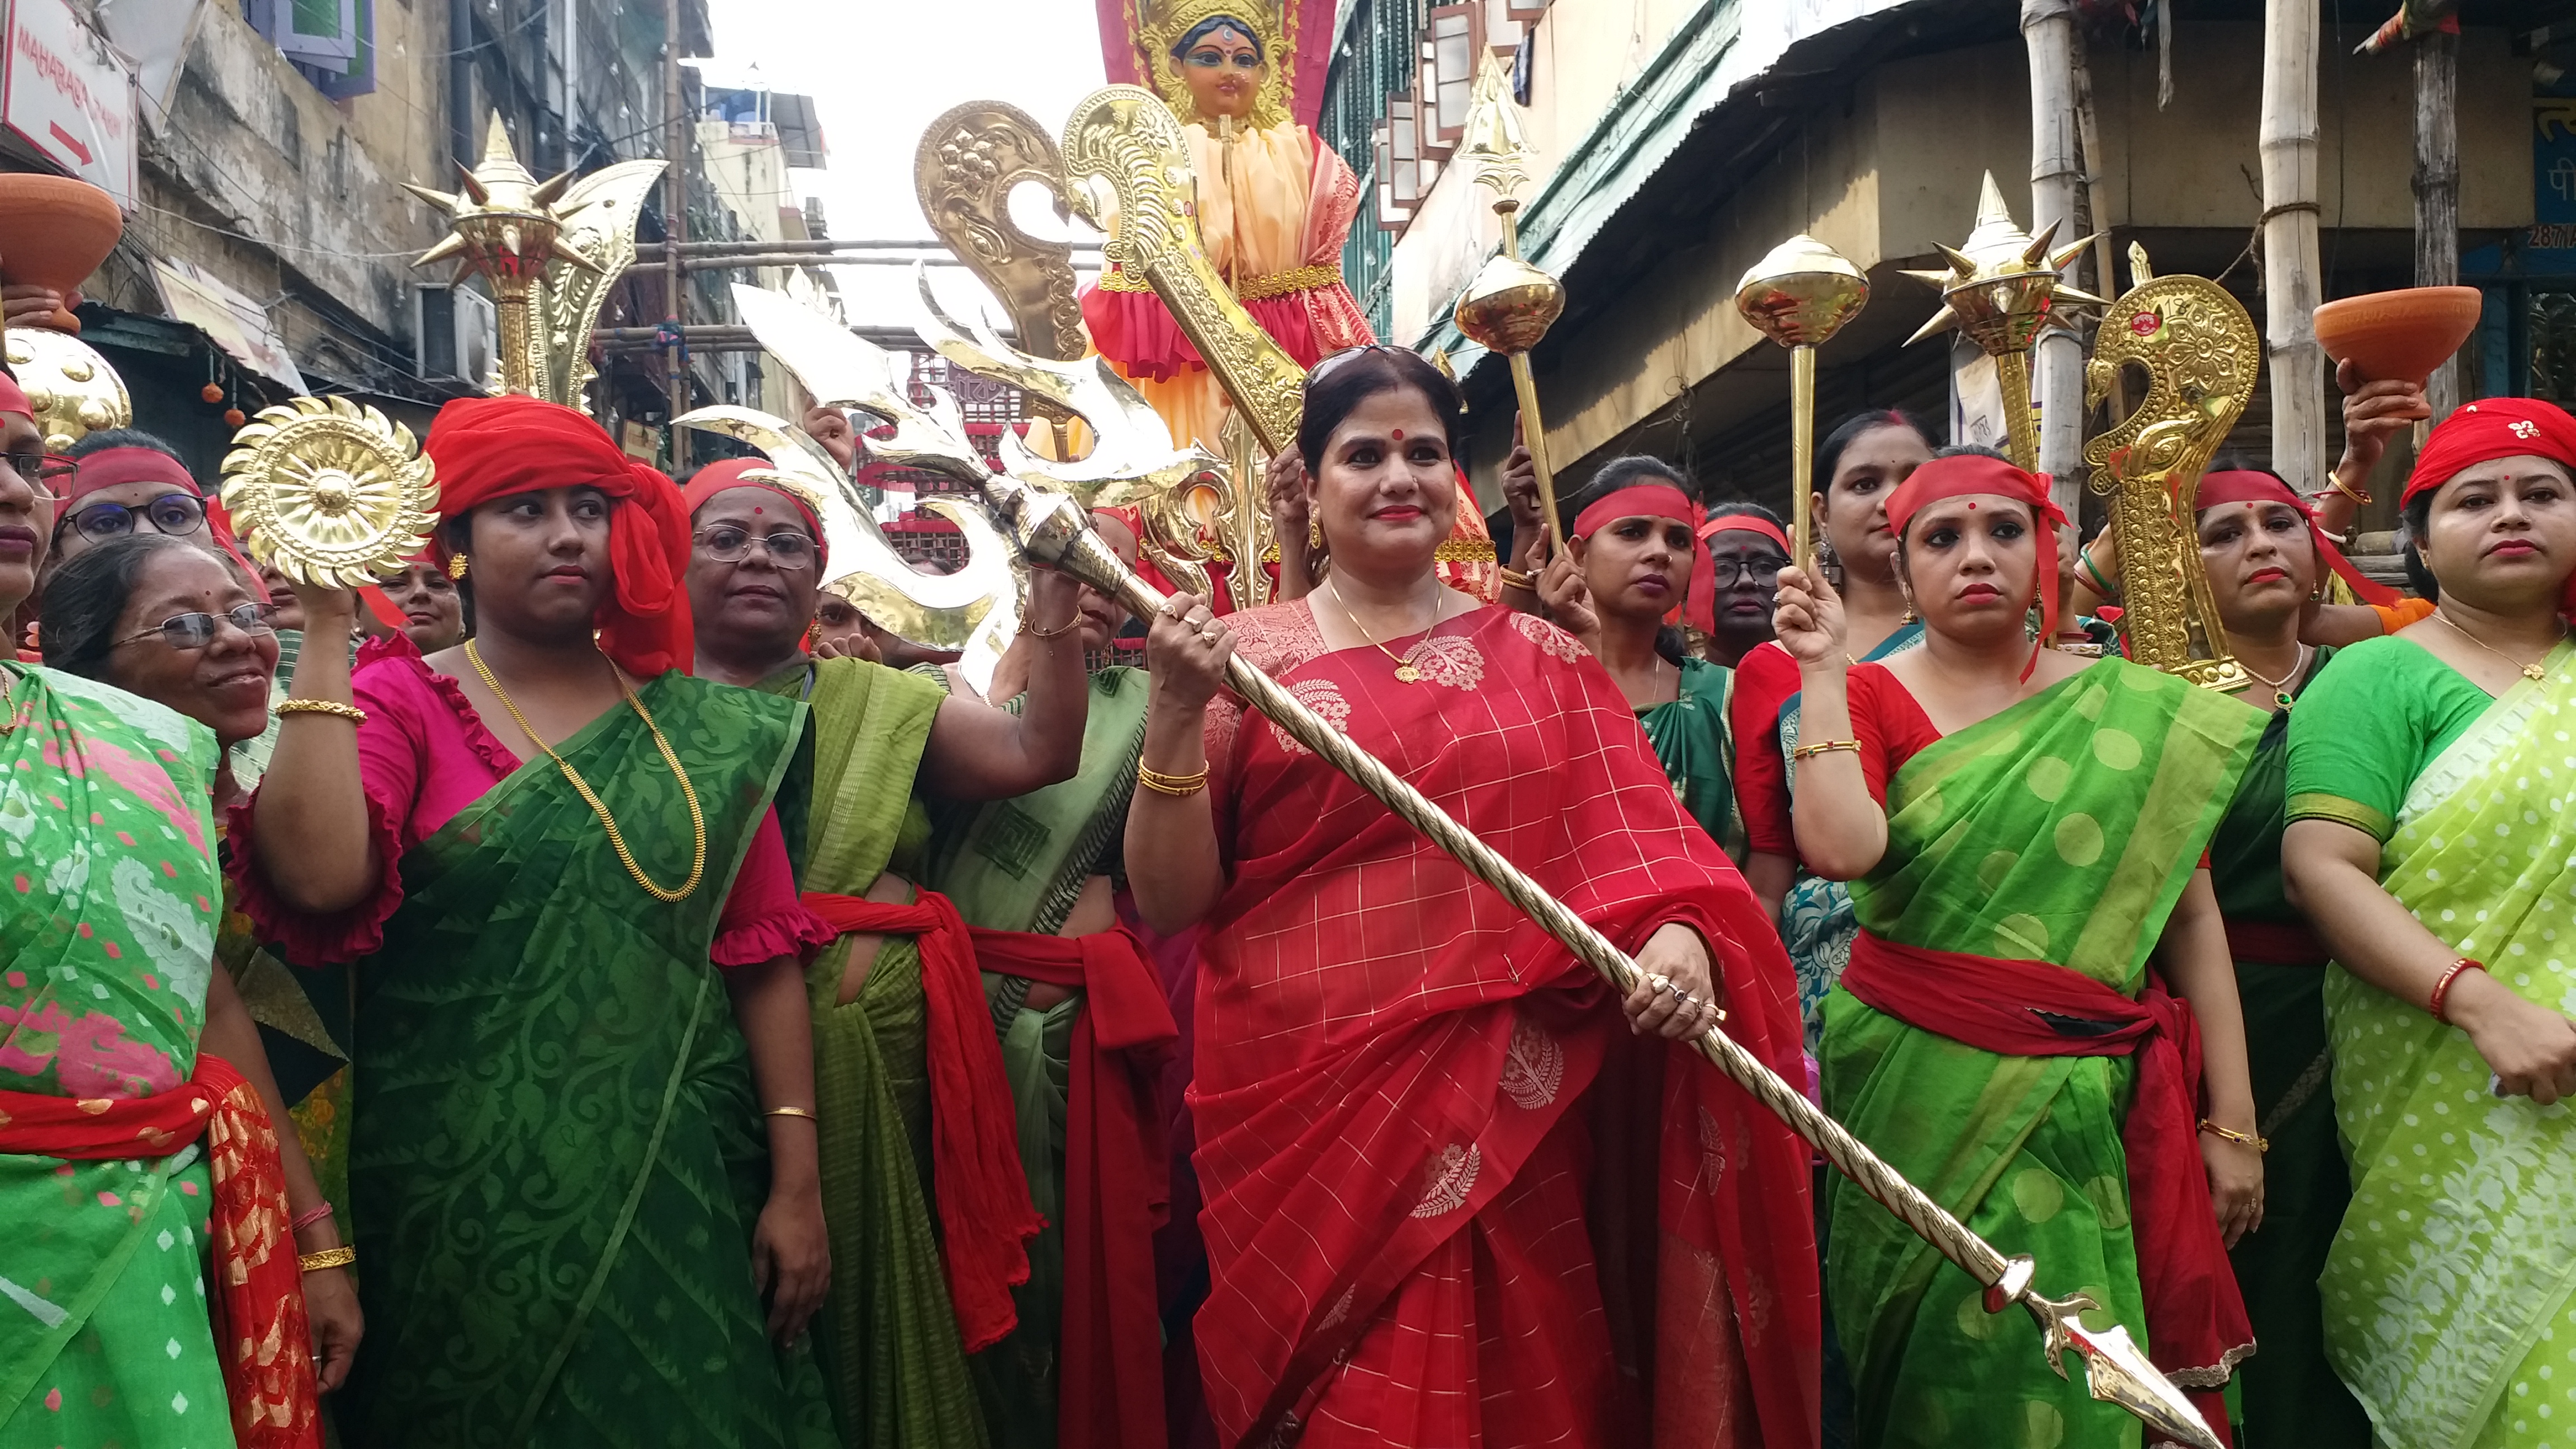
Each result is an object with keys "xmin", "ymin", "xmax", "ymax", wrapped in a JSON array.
[
  {"xmin": 220, "ymin": 396, "xmax": 439, "ymax": 588},
  {"xmin": 733, "ymin": 287, "xmax": 2222, "ymax": 1449},
  {"xmin": 1735, "ymin": 236, "xmax": 1870, "ymax": 570}
]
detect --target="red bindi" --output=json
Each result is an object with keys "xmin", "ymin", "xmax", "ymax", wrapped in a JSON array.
[{"xmin": 1391, "ymin": 428, "xmax": 1405, "ymax": 441}]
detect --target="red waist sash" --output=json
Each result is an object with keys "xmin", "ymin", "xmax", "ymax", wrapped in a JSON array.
[
  {"xmin": 802, "ymin": 889, "xmax": 1041, "ymax": 1353},
  {"xmin": 970, "ymin": 924, "xmax": 1179, "ymax": 1449},
  {"xmin": 0, "ymin": 1054, "xmax": 321, "ymax": 1448},
  {"xmin": 1839, "ymin": 932, "xmax": 2252, "ymax": 1395}
]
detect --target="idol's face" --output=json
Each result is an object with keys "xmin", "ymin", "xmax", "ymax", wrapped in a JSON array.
[{"xmin": 1179, "ymin": 23, "xmax": 1262, "ymax": 120}]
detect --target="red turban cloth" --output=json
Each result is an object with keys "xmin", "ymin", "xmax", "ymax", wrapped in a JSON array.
[
  {"xmin": 1685, "ymin": 511, "xmax": 1790, "ymax": 636},
  {"xmin": 1884, "ymin": 453, "xmax": 2067, "ymax": 679},
  {"xmin": 424, "ymin": 395, "xmax": 694, "ymax": 678},
  {"xmin": 2404, "ymin": 397, "xmax": 2576, "ymax": 508},
  {"xmin": 0, "ymin": 372, "xmax": 31, "ymax": 422},
  {"xmin": 2196, "ymin": 468, "xmax": 2397, "ymax": 607},
  {"xmin": 680, "ymin": 458, "xmax": 825, "ymax": 561}
]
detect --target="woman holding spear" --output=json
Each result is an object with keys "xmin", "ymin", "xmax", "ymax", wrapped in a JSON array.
[{"xmin": 1124, "ymin": 345, "xmax": 1818, "ymax": 1448}]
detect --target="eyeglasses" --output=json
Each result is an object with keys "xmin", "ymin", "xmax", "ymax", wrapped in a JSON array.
[
  {"xmin": 694, "ymin": 524, "xmax": 817, "ymax": 570},
  {"xmin": 1712, "ymin": 559, "xmax": 1784, "ymax": 588},
  {"xmin": 3, "ymin": 452, "xmax": 75, "ymax": 496},
  {"xmin": 112, "ymin": 603, "xmax": 276, "ymax": 651},
  {"xmin": 61, "ymin": 493, "xmax": 208, "ymax": 543}
]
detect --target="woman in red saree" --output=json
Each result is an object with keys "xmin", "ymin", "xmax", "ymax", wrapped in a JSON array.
[{"xmin": 1125, "ymin": 347, "xmax": 1817, "ymax": 1449}]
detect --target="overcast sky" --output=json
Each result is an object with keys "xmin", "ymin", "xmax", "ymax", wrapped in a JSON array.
[{"xmin": 697, "ymin": 0, "xmax": 1110, "ymax": 324}]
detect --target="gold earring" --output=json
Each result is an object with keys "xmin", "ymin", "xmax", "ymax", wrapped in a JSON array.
[
  {"xmin": 1307, "ymin": 518, "xmax": 1322, "ymax": 550},
  {"xmin": 447, "ymin": 553, "xmax": 468, "ymax": 581}
]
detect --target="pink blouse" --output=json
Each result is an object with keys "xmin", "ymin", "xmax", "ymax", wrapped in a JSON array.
[{"xmin": 229, "ymin": 634, "xmax": 829, "ymax": 968}]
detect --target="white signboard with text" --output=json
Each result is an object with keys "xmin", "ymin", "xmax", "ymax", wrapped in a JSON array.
[{"xmin": 2, "ymin": 0, "xmax": 137, "ymax": 208}]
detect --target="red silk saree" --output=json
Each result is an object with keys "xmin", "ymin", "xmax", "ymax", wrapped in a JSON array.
[{"xmin": 1187, "ymin": 602, "xmax": 1817, "ymax": 1449}]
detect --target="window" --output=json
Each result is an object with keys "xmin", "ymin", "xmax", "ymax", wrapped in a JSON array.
[
  {"xmin": 247, "ymin": 0, "xmax": 376, "ymax": 97},
  {"xmin": 1419, "ymin": 4, "xmax": 1481, "ymax": 150}
]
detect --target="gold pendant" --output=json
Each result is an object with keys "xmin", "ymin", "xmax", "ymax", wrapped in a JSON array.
[
  {"xmin": 2527, "ymin": 664, "xmax": 2549, "ymax": 682},
  {"xmin": 1394, "ymin": 663, "xmax": 1422, "ymax": 683}
]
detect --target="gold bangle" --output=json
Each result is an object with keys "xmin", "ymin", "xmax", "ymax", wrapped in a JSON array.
[
  {"xmin": 2197, "ymin": 1119, "xmax": 2268, "ymax": 1153},
  {"xmin": 276, "ymin": 699, "xmax": 367, "ymax": 724},
  {"xmin": 1789, "ymin": 738, "xmax": 1861, "ymax": 761},
  {"xmin": 2327, "ymin": 474, "xmax": 2373, "ymax": 506},
  {"xmin": 1019, "ymin": 613, "xmax": 1079, "ymax": 640},
  {"xmin": 764, "ymin": 1105, "xmax": 817, "ymax": 1121},
  {"xmin": 1497, "ymin": 567, "xmax": 1535, "ymax": 592},
  {"xmin": 298, "ymin": 1246, "xmax": 356, "ymax": 1272},
  {"xmin": 1137, "ymin": 763, "xmax": 1209, "ymax": 797}
]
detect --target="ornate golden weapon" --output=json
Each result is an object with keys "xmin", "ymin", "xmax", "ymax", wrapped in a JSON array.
[
  {"xmin": 8, "ymin": 326, "xmax": 129, "ymax": 454},
  {"xmin": 1735, "ymin": 236, "xmax": 1869, "ymax": 569},
  {"xmin": 1906, "ymin": 172, "xmax": 2105, "ymax": 471},
  {"xmin": 406, "ymin": 113, "xmax": 665, "ymax": 403},
  {"xmin": 2082, "ymin": 248, "xmax": 2257, "ymax": 690},
  {"xmin": 730, "ymin": 284, "xmax": 2222, "ymax": 1449},
  {"xmin": 1451, "ymin": 55, "xmax": 1570, "ymax": 555},
  {"xmin": 219, "ymin": 397, "xmax": 439, "ymax": 587},
  {"xmin": 915, "ymin": 101, "xmax": 1087, "ymax": 366}
]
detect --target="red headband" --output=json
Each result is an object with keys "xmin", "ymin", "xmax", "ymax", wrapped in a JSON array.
[
  {"xmin": 1571, "ymin": 484, "xmax": 1695, "ymax": 538},
  {"xmin": 0, "ymin": 373, "xmax": 30, "ymax": 421},
  {"xmin": 424, "ymin": 394, "xmax": 695, "ymax": 679},
  {"xmin": 2405, "ymin": 397, "xmax": 2576, "ymax": 508},
  {"xmin": 1884, "ymin": 453, "xmax": 2067, "ymax": 679},
  {"xmin": 2196, "ymin": 469, "xmax": 2398, "ymax": 607},
  {"xmin": 681, "ymin": 458, "xmax": 827, "ymax": 560},
  {"xmin": 65, "ymin": 446, "xmax": 201, "ymax": 505},
  {"xmin": 1685, "ymin": 513, "xmax": 1791, "ymax": 634}
]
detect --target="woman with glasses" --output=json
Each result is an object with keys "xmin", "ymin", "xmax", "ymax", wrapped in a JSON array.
[
  {"xmin": 1533, "ymin": 458, "xmax": 1750, "ymax": 861},
  {"xmin": 229, "ymin": 396, "xmax": 841, "ymax": 1448},
  {"xmin": 0, "ymin": 376, "xmax": 334, "ymax": 1449},
  {"xmin": 51, "ymin": 430, "xmax": 217, "ymax": 565},
  {"xmin": 37, "ymin": 531, "xmax": 367, "ymax": 1398},
  {"xmin": 2281, "ymin": 400, "xmax": 2576, "ymax": 1449},
  {"xmin": 680, "ymin": 455, "xmax": 1086, "ymax": 1447},
  {"xmin": 1125, "ymin": 348, "xmax": 1815, "ymax": 1448},
  {"xmin": 1694, "ymin": 504, "xmax": 1792, "ymax": 667}
]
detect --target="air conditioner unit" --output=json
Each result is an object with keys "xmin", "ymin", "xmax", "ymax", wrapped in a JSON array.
[{"xmin": 413, "ymin": 282, "xmax": 499, "ymax": 387}]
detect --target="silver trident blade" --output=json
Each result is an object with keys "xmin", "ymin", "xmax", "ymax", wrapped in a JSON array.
[
  {"xmin": 728, "ymin": 284, "xmax": 989, "ymax": 489},
  {"xmin": 2025, "ymin": 1294, "xmax": 2226, "ymax": 1449}
]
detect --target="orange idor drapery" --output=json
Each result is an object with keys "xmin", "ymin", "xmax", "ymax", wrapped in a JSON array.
[{"xmin": 1182, "ymin": 599, "xmax": 1819, "ymax": 1449}]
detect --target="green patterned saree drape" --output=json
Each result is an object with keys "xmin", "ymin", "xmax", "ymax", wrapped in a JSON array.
[{"xmin": 338, "ymin": 671, "xmax": 836, "ymax": 1449}]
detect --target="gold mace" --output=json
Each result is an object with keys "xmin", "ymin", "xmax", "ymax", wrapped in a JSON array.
[
  {"xmin": 404, "ymin": 113, "xmax": 600, "ymax": 398},
  {"xmin": 1451, "ymin": 54, "xmax": 1569, "ymax": 556},
  {"xmin": 1734, "ymin": 236, "xmax": 1869, "ymax": 570},
  {"xmin": 1904, "ymin": 172, "xmax": 2105, "ymax": 471}
]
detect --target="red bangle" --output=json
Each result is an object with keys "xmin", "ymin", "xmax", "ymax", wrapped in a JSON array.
[
  {"xmin": 288, "ymin": 1202, "xmax": 335, "ymax": 1234},
  {"xmin": 2428, "ymin": 958, "xmax": 2485, "ymax": 1024}
]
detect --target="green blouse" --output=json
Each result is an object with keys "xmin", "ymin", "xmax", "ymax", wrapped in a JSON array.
[
  {"xmin": 2284, "ymin": 634, "xmax": 2499, "ymax": 841},
  {"xmin": 1639, "ymin": 655, "xmax": 1743, "ymax": 863}
]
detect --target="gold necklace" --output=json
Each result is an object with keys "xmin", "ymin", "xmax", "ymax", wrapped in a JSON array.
[
  {"xmin": 1327, "ymin": 575, "xmax": 1439, "ymax": 683},
  {"xmin": 466, "ymin": 640, "xmax": 707, "ymax": 902},
  {"xmin": 2433, "ymin": 609, "xmax": 2564, "ymax": 684},
  {"xmin": 2237, "ymin": 643, "xmax": 2308, "ymax": 710}
]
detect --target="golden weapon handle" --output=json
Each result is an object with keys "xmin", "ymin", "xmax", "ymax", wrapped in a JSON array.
[
  {"xmin": 1788, "ymin": 345, "xmax": 1818, "ymax": 569},
  {"xmin": 1505, "ymin": 351, "xmax": 1562, "ymax": 558},
  {"xmin": 1143, "ymin": 245, "xmax": 1304, "ymax": 457},
  {"xmin": 976, "ymin": 471, "xmax": 2220, "ymax": 1449}
]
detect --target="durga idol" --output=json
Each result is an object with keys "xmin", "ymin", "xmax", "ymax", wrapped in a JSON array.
[{"xmin": 1083, "ymin": 0, "xmax": 1374, "ymax": 453}]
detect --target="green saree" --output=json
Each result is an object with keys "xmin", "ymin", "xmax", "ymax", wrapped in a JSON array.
[
  {"xmin": 763, "ymin": 655, "xmax": 990, "ymax": 1448},
  {"xmin": 2286, "ymin": 639, "xmax": 2576, "ymax": 1449},
  {"xmin": 918, "ymin": 665, "xmax": 1150, "ymax": 1449},
  {"xmin": 2206, "ymin": 654, "xmax": 2370, "ymax": 1449},
  {"xmin": 1821, "ymin": 659, "xmax": 2260, "ymax": 1449},
  {"xmin": 338, "ymin": 671, "xmax": 836, "ymax": 1449},
  {"xmin": 1, "ymin": 668, "xmax": 228, "ymax": 1449},
  {"xmin": 1640, "ymin": 655, "xmax": 1745, "ymax": 863}
]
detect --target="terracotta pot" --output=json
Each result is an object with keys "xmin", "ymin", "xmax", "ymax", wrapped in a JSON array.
[
  {"xmin": 2312, "ymin": 286, "xmax": 2483, "ymax": 387},
  {"xmin": 0, "ymin": 174, "xmax": 122, "ymax": 334}
]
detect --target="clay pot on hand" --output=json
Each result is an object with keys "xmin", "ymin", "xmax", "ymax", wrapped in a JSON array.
[
  {"xmin": 0, "ymin": 174, "xmax": 122, "ymax": 333},
  {"xmin": 2312, "ymin": 286, "xmax": 2484, "ymax": 387}
]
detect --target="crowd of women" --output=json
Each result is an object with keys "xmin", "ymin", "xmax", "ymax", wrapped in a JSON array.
[{"xmin": 4, "ymin": 328, "xmax": 2574, "ymax": 1449}]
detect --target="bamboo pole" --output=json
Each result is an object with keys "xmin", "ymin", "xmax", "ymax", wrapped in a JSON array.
[
  {"xmin": 2262, "ymin": 0, "xmax": 2326, "ymax": 489},
  {"xmin": 2414, "ymin": 27, "xmax": 2461, "ymax": 420},
  {"xmin": 2023, "ymin": 0, "xmax": 2085, "ymax": 514},
  {"xmin": 662, "ymin": 0, "xmax": 690, "ymax": 471}
]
